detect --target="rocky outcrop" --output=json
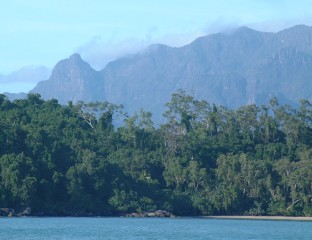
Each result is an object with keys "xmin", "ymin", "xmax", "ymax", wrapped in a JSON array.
[
  {"xmin": 0, "ymin": 207, "xmax": 32, "ymax": 217},
  {"xmin": 125, "ymin": 210, "xmax": 174, "ymax": 218},
  {"xmin": 31, "ymin": 54, "xmax": 105, "ymax": 104},
  {"xmin": 17, "ymin": 207, "xmax": 31, "ymax": 216},
  {"xmin": 0, "ymin": 208, "xmax": 15, "ymax": 217}
]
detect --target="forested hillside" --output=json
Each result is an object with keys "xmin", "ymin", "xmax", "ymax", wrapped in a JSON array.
[{"xmin": 1, "ymin": 90, "xmax": 312, "ymax": 216}]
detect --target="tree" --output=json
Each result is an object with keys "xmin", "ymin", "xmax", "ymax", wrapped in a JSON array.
[
  {"xmin": 75, "ymin": 101, "xmax": 122, "ymax": 129},
  {"xmin": 0, "ymin": 153, "xmax": 37, "ymax": 208},
  {"xmin": 163, "ymin": 157, "xmax": 187, "ymax": 190},
  {"xmin": 164, "ymin": 89, "xmax": 209, "ymax": 130},
  {"xmin": 185, "ymin": 160, "xmax": 207, "ymax": 192}
]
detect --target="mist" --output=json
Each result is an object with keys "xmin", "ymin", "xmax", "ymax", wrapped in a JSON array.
[{"xmin": 75, "ymin": 18, "xmax": 312, "ymax": 72}]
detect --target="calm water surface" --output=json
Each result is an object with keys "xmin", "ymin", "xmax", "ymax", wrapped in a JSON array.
[{"xmin": 0, "ymin": 217, "xmax": 311, "ymax": 240}]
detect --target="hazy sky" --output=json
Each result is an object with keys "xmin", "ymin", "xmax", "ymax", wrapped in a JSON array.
[{"xmin": 0, "ymin": 0, "xmax": 312, "ymax": 92}]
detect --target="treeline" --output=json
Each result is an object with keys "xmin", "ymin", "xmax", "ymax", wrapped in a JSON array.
[{"xmin": 1, "ymin": 90, "xmax": 312, "ymax": 216}]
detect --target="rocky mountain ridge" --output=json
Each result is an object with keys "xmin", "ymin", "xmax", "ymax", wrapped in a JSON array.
[{"xmin": 6, "ymin": 25, "xmax": 312, "ymax": 122}]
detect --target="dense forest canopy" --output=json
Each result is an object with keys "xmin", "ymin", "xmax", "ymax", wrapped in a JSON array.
[{"xmin": 1, "ymin": 90, "xmax": 312, "ymax": 216}]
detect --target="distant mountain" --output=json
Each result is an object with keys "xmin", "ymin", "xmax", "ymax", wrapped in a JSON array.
[
  {"xmin": 4, "ymin": 92, "xmax": 27, "ymax": 101},
  {"xmin": 1, "ymin": 66, "xmax": 51, "ymax": 83},
  {"xmin": 7, "ymin": 25, "xmax": 312, "ymax": 122},
  {"xmin": 0, "ymin": 66, "xmax": 51, "ymax": 93},
  {"xmin": 31, "ymin": 54, "xmax": 105, "ymax": 103}
]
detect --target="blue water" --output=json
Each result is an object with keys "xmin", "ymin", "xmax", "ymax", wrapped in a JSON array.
[{"xmin": 0, "ymin": 217, "xmax": 311, "ymax": 239}]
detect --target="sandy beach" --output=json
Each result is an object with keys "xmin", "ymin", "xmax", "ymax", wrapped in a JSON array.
[{"xmin": 205, "ymin": 216, "xmax": 312, "ymax": 221}]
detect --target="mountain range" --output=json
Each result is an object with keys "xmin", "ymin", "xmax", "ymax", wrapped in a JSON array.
[
  {"xmin": 0, "ymin": 66, "xmax": 50, "ymax": 94},
  {"xmin": 5, "ymin": 24, "xmax": 312, "ymax": 122}
]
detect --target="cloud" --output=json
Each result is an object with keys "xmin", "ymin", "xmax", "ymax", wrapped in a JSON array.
[
  {"xmin": 203, "ymin": 18, "xmax": 243, "ymax": 34},
  {"xmin": 76, "ymin": 35, "xmax": 150, "ymax": 70},
  {"xmin": 75, "ymin": 27, "xmax": 209, "ymax": 70},
  {"xmin": 73, "ymin": 22, "xmax": 249, "ymax": 71},
  {"xmin": 75, "ymin": 13, "xmax": 312, "ymax": 72}
]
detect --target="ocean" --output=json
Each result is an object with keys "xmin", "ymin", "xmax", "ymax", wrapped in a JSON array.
[{"xmin": 0, "ymin": 217, "xmax": 311, "ymax": 239}]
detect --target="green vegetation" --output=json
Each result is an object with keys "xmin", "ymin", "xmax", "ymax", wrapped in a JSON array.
[{"xmin": 1, "ymin": 90, "xmax": 312, "ymax": 216}]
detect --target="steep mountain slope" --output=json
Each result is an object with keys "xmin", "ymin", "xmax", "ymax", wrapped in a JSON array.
[
  {"xmin": 31, "ymin": 54, "xmax": 105, "ymax": 103},
  {"xmin": 101, "ymin": 25, "xmax": 312, "ymax": 118}
]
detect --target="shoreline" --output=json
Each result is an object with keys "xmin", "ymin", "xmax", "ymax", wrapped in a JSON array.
[
  {"xmin": 204, "ymin": 216, "xmax": 312, "ymax": 221},
  {"xmin": 1, "ymin": 215, "xmax": 312, "ymax": 221}
]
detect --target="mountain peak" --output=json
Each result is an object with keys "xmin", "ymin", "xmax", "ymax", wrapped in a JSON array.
[
  {"xmin": 277, "ymin": 24, "xmax": 312, "ymax": 36},
  {"xmin": 69, "ymin": 53, "xmax": 83, "ymax": 62},
  {"xmin": 276, "ymin": 24, "xmax": 312, "ymax": 51},
  {"xmin": 31, "ymin": 53, "xmax": 105, "ymax": 104},
  {"xmin": 53, "ymin": 53, "xmax": 89, "ymax": 72},
  {"xmin": 280, "ymin": 24, "xmax": 311, "ymax": 32},
  {"xmin": 234, "ymin": 26, "xmax": 260, "ymax": 34}
]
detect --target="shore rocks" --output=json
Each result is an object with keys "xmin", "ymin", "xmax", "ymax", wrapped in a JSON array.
[
  {"xmin": 0, "ymin": 207, "xmax": 32, "ymax": 217},
  {"xmin": 17, "ymin": 207, "xmax": 32, "ymax": 216},
  {"xmin": 0, "ymin": 208, "xmax": 15, "ymax": 217},
  {"xmin": 125, "ymin": 210, "xmax": 174, "ymax": 218}
]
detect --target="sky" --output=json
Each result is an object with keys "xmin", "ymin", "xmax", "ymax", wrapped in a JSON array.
[{"xmin": 1, "ymin": 0, "xmax": 312, "ymax": 92}]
